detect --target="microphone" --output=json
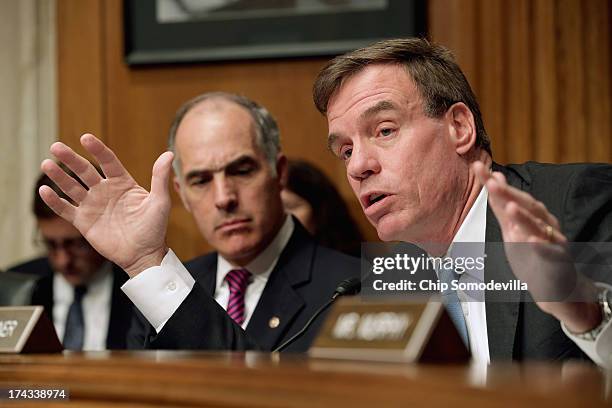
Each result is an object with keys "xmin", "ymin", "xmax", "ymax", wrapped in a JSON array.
[
  {"xmin": 332, "ymin": 277, "xmax": 361, "ymax": 298},
  {"xmin": 273, "ymin": 277, "xmax": 361, "ymax": 352}
]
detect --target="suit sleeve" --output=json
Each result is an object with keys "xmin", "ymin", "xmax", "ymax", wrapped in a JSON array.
[
  {"xmin": 148, "ymin": 283, "xmax": 260, "ymax": 350},
  {"xmin": 563, "ymin": 164, "xmax": 612, "ymax": 243},
  {"xmin": 126, "ymin": 308, "xmax": 151, "ymax": 350},
  {"xmin": 121, "ymin": 249, "xmax": 259, "ymax": 350},
  {"xmin": 561, "ymin": 165, "xmax": 612, "ymax": 367}
]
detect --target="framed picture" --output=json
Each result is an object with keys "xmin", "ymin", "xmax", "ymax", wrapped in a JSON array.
[{"xmin": 124, "ymin": 0, "xmax": 427, "ymax": 65}]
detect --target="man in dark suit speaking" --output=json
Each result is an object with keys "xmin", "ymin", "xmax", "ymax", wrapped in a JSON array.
[
  {"xmin": 125, "ymin": 92, "xmax": 358, "ymax": 351},
  {"xmin": 311, "ymin": 38, "xmax": 612, "ymax": 365},
  {"xmin": 38, "ymin": 40, "xmax": 610, "ymax": 364}
]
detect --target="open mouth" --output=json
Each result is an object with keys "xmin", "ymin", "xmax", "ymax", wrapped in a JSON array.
[
  {"xmin": 362, "ymin": 192, "xmax": 390, "ymax": 209},
  {"xmin": 369, "ymin": 193, "xmax": 387, "ymax": 206}
]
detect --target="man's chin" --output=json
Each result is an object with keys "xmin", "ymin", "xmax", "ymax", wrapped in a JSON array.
[
  {"xmin": 375, "ymin": 220, "xmax": 404, "ymax": 242},
  {"xmin": 62, "ymin": 274, "xmax": 88, "ymax": 287},
  {"xmin": 218, "ymin": 238, "xmax": 262, "ymax": 264},
  {"xmin": 376, "ymin": 228, "xmax": 403, "ymax": 242}
]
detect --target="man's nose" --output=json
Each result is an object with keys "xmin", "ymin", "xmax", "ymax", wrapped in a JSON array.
[
  {"xmin": 213, "ymin": 175, "xmax": 238, "ymax": 212},
  {"xmin": 347, "ymin": 143, "xmax": 381, "ymax": 182},
  {"xmin": 51, "ymin": 247, "xmax": 72, "ymax": 271}
]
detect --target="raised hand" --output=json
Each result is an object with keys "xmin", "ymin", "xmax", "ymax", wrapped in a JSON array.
[
  {"xmin": 472, "ymin": 162, "xmax": 601, "ymax": 333},
  {"xmin": 39, "ymin": 133, "xmax": 174, "ymax": 277}
]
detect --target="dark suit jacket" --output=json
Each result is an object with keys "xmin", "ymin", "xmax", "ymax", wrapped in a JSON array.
[
  {"xmin": 8, "ymin": 257, "xmax": 133, "ymax": 349},
  {"xmin": 128, "ymin": 220, "xmax": 360, "ymax": 352},
  {"xmin": 485, "ymin": 162, "xmax": 612, "ymax": 361}
]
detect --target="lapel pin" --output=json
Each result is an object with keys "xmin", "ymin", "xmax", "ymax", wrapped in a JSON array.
[{"xmin": 269, "ymin": 316, "xmax": 280, "ymax": 329}]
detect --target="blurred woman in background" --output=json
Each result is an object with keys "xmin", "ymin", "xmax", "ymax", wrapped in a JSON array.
[{"xmin": 282, "ymin": 160, "xmax": 364, "ymax": 257}]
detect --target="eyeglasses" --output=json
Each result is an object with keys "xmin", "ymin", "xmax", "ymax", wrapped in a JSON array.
[{"xmin": 35, "ymin": 236, "xmax": 93, "ymax": 255}]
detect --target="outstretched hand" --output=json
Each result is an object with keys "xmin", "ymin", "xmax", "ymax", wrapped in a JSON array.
[
  {"xmin": 40, "ymin": 133, "xmax": 174, "ymax": 277},
  {"xmin": 472, "ymin": 162, "xmax": 601, "ymax": 333}
]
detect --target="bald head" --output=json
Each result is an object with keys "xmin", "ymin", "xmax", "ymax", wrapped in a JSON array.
[{"xmin": 168, "ymin": 92, "xmax": 280, "ymax": 176}]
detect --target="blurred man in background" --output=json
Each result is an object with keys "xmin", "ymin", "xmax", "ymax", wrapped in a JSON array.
[{"xmin": 9, "ymin": 167, "xmax": 133, "ymax": 350}]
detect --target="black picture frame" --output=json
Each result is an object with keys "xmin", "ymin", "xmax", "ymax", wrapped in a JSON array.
[{"xmin": 124, "ymin": 0, "xmax": 427, "ymax": 65}]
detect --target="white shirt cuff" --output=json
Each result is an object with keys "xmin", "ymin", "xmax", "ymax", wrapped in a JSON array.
[
  {"xmin": 562, "ymin": 282, "xmax": 612, "ymax": 368},
  {"xmin": 121, "ymin": 249, "xmax": 195, "ymax": 333}
]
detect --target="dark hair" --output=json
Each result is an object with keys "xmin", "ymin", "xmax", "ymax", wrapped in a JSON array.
[
  {"xmin": 33, "ymin": 163, "xmax": 97, "ymax": 219},
  {"xmin": 287, "ymin": 160, "xmax": 363, "ymax": 257},
  {"xmin": 313, "ymin": 38, "xmax": 491, "ymax": 155}
]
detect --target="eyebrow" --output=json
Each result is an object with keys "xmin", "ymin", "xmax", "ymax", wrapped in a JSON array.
[
  {"xmin": 327, "ymin": 133, "xmax": 340, "ymax": 153},
  {"xmin": 184, "ymin": 154, "xmax": 255, "ymax": 181},
  {"xmin": 326, "ymin": 100, "xmax": 399, "ymax": 153},
  {"xmin": 362, "ymin": 100, "xmax": 398, "ymax": 119}
]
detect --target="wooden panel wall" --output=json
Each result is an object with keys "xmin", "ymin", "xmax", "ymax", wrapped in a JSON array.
[
  {"xmin": 57, "ymin": 0, "xmax": 377, "ymax": 260},
  {"xmin": 429, "ymin": 0, "xmax": 612, "ymax": 164},
  {"xmin": 58, "ymin": 0, "xmax": 611, "ymax": 261},
  {"xmin": 57, "ymin": 0, "xmax": 106, "ymax": 145}
]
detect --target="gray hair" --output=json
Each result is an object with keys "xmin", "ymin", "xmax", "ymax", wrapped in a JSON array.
[{"xmin": 168, "ymin": 92, "xmax": 281, "ymax": 176}]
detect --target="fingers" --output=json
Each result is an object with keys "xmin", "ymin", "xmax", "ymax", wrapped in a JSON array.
[
  {"xmin": 488, "ymin": 172, "xmax": 559, "ymax": 229},
  {"xmin": 49, "ymin": 141, "xmax": 103, "ymax": 188},
  {"xmin": 507, "ymin": 202, "xmax": 567, "ymax": 244},
  {"xmin": 40, "ymin": 159, "xmax": 89, "ymax": 203},
  {"xmin": 38, "ymin": 185, "xmax": 77, "ymax": 222},
  {"xmin": 472, "ymin": 161, "xmax": 491, "ymax": 185},
  {"xmin": 80, "ymin": 133, "xmax": 129, "ymax": 179},
  {"xmin": 150, "ymin": 151, "xmax": 174, "ymax": 203},
  {"xmin": 472, "ymin": 161, "xmax": 565, "ymax": 243}
]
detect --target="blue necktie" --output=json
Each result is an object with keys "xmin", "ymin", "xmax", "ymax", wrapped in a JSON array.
[
  {"xmin": 63, "ymin": 285, "xmax": 87, "ymax": 350},
  {"xmin": 437, "ymin": 266, "xmax": 470, "ymax": 349}
]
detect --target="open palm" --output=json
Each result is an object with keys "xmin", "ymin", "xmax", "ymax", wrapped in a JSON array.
[{"xmin": 40, "ymin": 134, "xmax": 174, "ymax": 276}]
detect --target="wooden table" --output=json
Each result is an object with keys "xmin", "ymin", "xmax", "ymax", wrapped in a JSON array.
[{"xmin": 0, "ymin": 352, "xmax": 609, "ymax": 407}]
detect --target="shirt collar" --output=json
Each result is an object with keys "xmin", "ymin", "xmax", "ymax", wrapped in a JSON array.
[
  {"xmin": 443, "ymin": 186, "xmax": 488, "ymax": 280},
  {"xmin": 452, "ymin": 186, "xmax": 488, "ymax": 244},
  {"xmin": 216, "ymin": 215, "xmax": 294, "ymax": 286},
  {"xmin": 53, "ymin": 261, "xmax": 113, "ymax": 302}
]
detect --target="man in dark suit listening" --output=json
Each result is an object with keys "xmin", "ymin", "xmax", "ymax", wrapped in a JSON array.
[
  {"xmin": 125, "ymin": 92, "xmax": 359, "ymax": 351},
  {"xmin": 8, "ymin": 169, "xmax": 133, "ymax": 350}
]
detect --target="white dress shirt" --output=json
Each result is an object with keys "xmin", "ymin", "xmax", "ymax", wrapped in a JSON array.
[
  {"xmin": 443, "ymin": 186, "xmax": 490, "ymax": 364},
  {"xmin": 122, "ymin": 216, "xmax": 294, "ymax": 332},
  {"xmin": 448, "ymin": 186, "xmax": 612, "ymax": 367},
  {"xmin": 52, "ymin": 261, "xmax": 113, "ymax": 351},
  {"xmin": 215, "ymin": 216, "xmax": 294, "ymax": 328},
  {"xmin": 561, "ymin": 282, "xmax": 612, "ymax": 367}
]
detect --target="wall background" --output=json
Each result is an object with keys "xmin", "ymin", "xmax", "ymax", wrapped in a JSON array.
[
  {"xmin": 0, "ymin": 0, "xmax": 56, "ymax": 269},
  {"xmin": 55, "ymin": 0, "xmax": 611, "ymax": 262}
]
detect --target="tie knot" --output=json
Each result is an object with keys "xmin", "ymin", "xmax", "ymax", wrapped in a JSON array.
[
  {"xmin": 73, "ymin": 285, "xmax": 87, "ymax": 300},
  {"xmin": 225, "ymin": 269, "xmax": 251, "ymax": 294}
]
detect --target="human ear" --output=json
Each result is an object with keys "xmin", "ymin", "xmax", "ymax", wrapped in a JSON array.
[
  {"xmin": 173, "ymin": 176, "xmax": 192, "ymax": 213},
  {"xmin": 276, "ymin": 154, "xmax": 288, "ymax": 189},
  {"xmin": 447, "ymin": 102, "xmax": 477, "ymax": 155}
]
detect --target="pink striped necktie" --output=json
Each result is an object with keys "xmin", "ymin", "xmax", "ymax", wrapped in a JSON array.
[{"xmin": 225, "ymin": 268, "xmax": 252, "ymax": 325}]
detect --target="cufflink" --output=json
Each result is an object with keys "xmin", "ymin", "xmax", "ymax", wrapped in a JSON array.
[{"xmin": 269, "ymin": 316, "xmax": 280, "ymax": 328}]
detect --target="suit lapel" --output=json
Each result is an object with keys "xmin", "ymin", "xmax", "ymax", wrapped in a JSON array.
[
  {"xmin": 31, "ymin": 275, "xmax": 54, "ymax": 322},
  {"xmin": 246, "ymin": 222, "xmax": 311, "ymax": 350},
  {"xmin": 484, "ymin": 206, "xmax": 521, "ymax": 359},
  {"xmin": 485, "ymin": 163, "xmax": 528, "ymax": 360}
]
